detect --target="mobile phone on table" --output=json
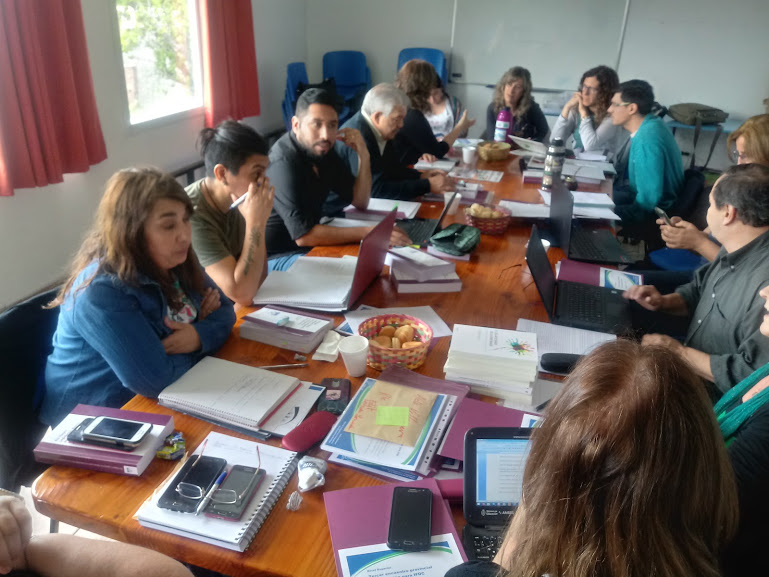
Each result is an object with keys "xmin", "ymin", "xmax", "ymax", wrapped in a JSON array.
[
  {"xmin": 387, "ymin": 486, "xmax": 432, "ymax": 551},
  {"xmin": 317, "ymin": 378, "xmax": 351, "ymax": 415},
  {"xmin": 205, "ymin": 465, "xmax": 266, "ymax": 520},
  {"xmin": 654, "ymin": 206, "xmax": 673, "ymax": 226},
  {"xmin": 157, "ymin": 454, "xmax": 228, "ymax": 513},
  {"xmin": 78, "ymin": 416, "xmax": 152, "ymax": 449}
]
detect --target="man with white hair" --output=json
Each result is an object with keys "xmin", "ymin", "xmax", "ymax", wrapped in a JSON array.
[{"xmin": 339, "ymin": 83, "xmax": 454, "ymax": 200}]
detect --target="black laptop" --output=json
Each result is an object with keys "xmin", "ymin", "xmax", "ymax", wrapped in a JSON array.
[
  {"xmin": 526, "ymin": 224, "xmax": 631, "ymax": 335},
  {"xmin": 549, "ymin": 180, "xmax": 632, "ymax": 265},
  {"xmin": 397, "ymin": 191, "xmax": 459, "ymax": 246},
  {"xmin": 462, "ymin": 427, "xmax": 532, "ymax": 561}
]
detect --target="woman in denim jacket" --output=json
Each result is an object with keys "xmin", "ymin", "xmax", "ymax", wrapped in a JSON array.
[{"xmin": 41, "ymin": 168, "xmax": 236, "ymax": 426}]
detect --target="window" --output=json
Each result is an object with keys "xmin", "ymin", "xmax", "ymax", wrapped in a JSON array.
[{"xmin": 115, "ymin": 0, "xmax": 203, "ymax": 125}]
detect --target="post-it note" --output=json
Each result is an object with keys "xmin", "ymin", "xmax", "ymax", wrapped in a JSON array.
[{"xmin": 375, "ymin": 406, "xmax": 410, "ymax": 427}]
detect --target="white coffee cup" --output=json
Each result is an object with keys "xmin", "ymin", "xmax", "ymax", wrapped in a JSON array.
[
  {"xmin": 444, "ymin": 192, "xmax": 462, "ymax": 215},
  {"xmin": 462, "ymin": 146, "xmax": 478, "ymax": 165},
  {"xmin": 338, "ymin": 335, "xmax": 369, "ymax": 377}
]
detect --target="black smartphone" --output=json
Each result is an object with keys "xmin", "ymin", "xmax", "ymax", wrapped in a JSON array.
[
  {"xmin": 387, "ymin": 486, "xmax": 432, "ymax": 551},
  {"xmin": 654, "ymin": 206, "xmax": 673, "ymax": 226},
  {"xmin": 157, "ymin": 455, "xmax": 227, "ymax": 513},
  {"xmin": 317, "ymin": 378, "xmax": 351, "ymax": 415},
  {"xmin": 205, "ymin": 465, "xmax": 266, "ymax": 520}
]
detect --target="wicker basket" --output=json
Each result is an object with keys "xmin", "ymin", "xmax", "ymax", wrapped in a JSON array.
[
  {"xmin": 464, "ymin": 204, "xmax": 512, "ymax": 235},
  {"xmin": 477, "ymin": 141, "xmax": 511, "ymax": 162},
  {"xmin": 358, "ymin": 314, "xmax": 433, "ymax": 371}
]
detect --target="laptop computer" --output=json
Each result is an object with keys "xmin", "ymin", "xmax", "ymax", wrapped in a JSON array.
[
  {"xmin": 347, "ymin": 209, "xmax": 396, "ymax": 307},
  {"xmin": 397, "ymin": 191, "xmax": 459, "ymax": 246},
  {"xmin": 462, "ymin": 427, "xmax": 532, "ymax": 561},
  {"xmin": 526, "ymin": 224, "xmax": 631, "ymax": 335},
  {"xmin": 549, "ymin": 180, "xmax": 632, "ymax": 265}
]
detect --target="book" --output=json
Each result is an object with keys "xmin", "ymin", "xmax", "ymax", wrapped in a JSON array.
[
  {"xmin": 556, "ymin": 259, "xmax": 643, "ymax": 290},
  {"xmin": 33, "ymin": 404, "xmax": 174, "ymax": 476},
  {"xmin": 136, "ymin": 431, "xmax": 298, "ymax": 551},
  {"xmin": 158, "ymin": 357, "xmax": 301, "ymax": 434},
  {"xmin": 324, "ymin": 479, "xmax": 466, "ymax": 577},
  {"xmin": 343, "ymin": 198, "xmax": 420, "ymax": 221},
  {"xmin": 388, "ymin": 246, "xmax": 456, "ymax": 281},
  {"xmin": 413, "ymin": 158, "xmax": 458, "ymax": 171},
  {"xmin": 239, "ymin": 305, "xmax": 333, "ymax": 353},
  {"xmin": 392, "ymin": 268, "xmax": 462, "ymax": 294}
]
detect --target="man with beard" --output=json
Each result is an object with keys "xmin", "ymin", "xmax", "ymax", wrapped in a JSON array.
[{"xmin": 265, "ymin": 88, "xmax": 410, "ymax": 271}]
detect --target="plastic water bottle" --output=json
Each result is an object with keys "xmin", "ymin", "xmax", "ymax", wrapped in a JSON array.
[
  {"xmin": 493, "ymin": 108, "xmax": 513, "ymax": 142},
  {"xmin": 542, "ymin": 138, "xmax": 566, "ymax": 191}
]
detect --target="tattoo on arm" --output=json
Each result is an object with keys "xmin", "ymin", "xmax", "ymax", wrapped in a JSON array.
[{"xmin": 242, "ymin": 229, "xmax": 262, "ymax": 276}]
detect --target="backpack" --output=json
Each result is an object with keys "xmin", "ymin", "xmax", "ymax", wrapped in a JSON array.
[{"xmin": 668, "ymin": 103, "xmax": 728, "ymax": 125}]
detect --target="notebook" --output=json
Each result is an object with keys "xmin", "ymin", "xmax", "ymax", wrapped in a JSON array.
[
  {"xmin": 253, "ymin": 210, "xmax": 395, "ymax": 311},
  {"xmin": 549, "ymin": 180, "xmax": 631, "ymax": 265},
  {"xmin": 158, "ymin": 357, "xmax": 301, "ymax": 434},
  {"xmin": 526, "ymin": 225, "xmax": 630, "ymax": 335},
  {"xmin": 344, "ymin": 198, "xmax": 420, "ymax": 221},
  {"xmin": 462, "ymin": 427, "xmax": 531, "ymax": 561},
  {"xmin": 136, "ymin": 431, "xmax": 298, "ymax": 551}
]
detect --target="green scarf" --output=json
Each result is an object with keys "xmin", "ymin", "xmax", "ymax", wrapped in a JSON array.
[{"xmin": 714, "ymin": 362, "xmax": 769, "ymax": 443}]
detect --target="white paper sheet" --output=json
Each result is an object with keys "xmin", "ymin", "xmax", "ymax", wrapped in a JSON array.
[
  {"xmin": 498, "ymin": 200, "xmax": 549, "ymax": 218},
  {"xmin": 338, "ymin": 534, "xmax": 464, "ymax": 577}
]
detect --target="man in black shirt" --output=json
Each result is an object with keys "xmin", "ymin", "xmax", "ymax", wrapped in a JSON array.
[{"xmin": 265, "ymin": 88, "xmax": 409, "ymax": 270}]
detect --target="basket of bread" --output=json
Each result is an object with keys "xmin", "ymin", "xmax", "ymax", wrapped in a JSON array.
[
  {"xmin": 477, "ymin": 141, "xmax": 511, "ymax": 162},
  {"xmin": 464, "ymin": 203, "xmax": 512, "ymax": 235},
  {"xmin": 358, "ymin": 314, "xmax": 433, "ymax": 370}
]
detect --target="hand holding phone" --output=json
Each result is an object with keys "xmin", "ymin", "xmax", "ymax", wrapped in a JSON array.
[{"xmin": 654, "ymin": 206, "xmax": 674, "ymax": 227}]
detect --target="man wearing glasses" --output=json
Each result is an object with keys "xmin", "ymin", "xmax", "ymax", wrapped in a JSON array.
[{"xmin": 609, "ymin": 79, "xmax": 684, "ymax": 224}]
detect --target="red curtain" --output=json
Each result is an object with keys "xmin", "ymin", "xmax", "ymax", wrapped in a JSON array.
[
  {"xmin": 0, "ymin": 0, "xmax": 107, "ymax": 197},
  {"xmin": 199, "ymin": 0, "xmax": 260, "ymax": 128}
]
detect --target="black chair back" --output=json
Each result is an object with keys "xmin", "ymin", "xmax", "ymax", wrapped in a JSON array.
[{"xmin": 671, "ymin": 168, "xmax": 707, "ymax": 220}]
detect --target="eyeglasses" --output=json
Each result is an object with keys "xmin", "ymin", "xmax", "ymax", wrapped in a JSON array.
[
  {"xmin": 729, "ymin": 146, "xmax": 750, "ymax": 163},
  {"xmin": 580, "ymin": 85, "xmax": 598, "ymax": 95},
  {"xmin": 609, "ymin": 101, "xmax": 631, "ymax": 109},
  {"xmin": 176, "ymin": 443, "xmax": 261, "ymax": 505}
]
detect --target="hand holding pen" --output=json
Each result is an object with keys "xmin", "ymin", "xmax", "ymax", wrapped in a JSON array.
[{"xmin": 229, "ymin": 177, "xmax": 275, "ymax": 227}]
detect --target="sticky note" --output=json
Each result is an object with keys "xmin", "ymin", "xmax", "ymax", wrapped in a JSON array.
[{"xmin": 376, "ymin": 406, "xmax": 410, "ymax": 427}]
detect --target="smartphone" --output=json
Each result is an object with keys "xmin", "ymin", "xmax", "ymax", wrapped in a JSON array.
[
  {"xmin": 157, "ymin": 454, "xmax": 228, "ymax": 513},
  {"xmin": 654, "ymin": 206, "xmax": 673, "ymax": 226},
  {"xmin": 387, "ymin": 486, "xmax": 432, "ymax": 552},
  {"xmin": 317, "ymin": 378, "xmax": 351, "ymax": 415},
  {"xmin": 205, "ymin": 465, "xmax": 266, "ymax": 520},
  {"xmin": 80, "ymin": 416, "xmax": 152, "ymax": 448}
]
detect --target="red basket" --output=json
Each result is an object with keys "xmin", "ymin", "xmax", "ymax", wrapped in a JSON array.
[
  {"xmin": 464, "ymin": 204, "xmax": 512, "ymax": 235},
  {"xmin": 358, "ymin": 314, "xmax": 433, "ymax": 371}
]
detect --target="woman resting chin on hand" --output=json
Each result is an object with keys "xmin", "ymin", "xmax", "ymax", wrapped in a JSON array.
[{"xmin": 41, "ymin": 168, "xmax": 236, "ymax": 427}]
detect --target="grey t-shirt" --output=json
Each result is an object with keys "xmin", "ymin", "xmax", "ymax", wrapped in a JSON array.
[{"xmin": 186, "ymin": 179, "xmax": 245, "ymax": 267}]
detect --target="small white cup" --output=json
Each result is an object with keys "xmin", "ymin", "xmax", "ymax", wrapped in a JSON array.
[
  {"xmin": 338, "ymin": 335, "xmax": 369, "ymax": 377},
  {"xmin": 444, "ymin": 192, "xmax": 462, "ymax": 215},
  {"xmin": 462, "ymin": 146, "xmax": 478, "ymax": 165}
]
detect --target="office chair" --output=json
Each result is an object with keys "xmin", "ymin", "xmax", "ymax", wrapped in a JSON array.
[
  {"xmin": 282, "ymin": 62, "xmax": 309, "ymax": 131},
  {"xmin": 322, "ymin": 51, "xmax": 370, "ymax": 122},
  {"xmin": 397, "ymin": 47, "xmax": 448, "ymax": 85}
]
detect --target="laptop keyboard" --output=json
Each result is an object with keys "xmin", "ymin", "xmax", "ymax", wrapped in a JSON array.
[
  {"xmin": 399, "ymin": 218, "xmax": 438, "ymax": 244},
  {"xmin": 470, "ymin": 532, "xmax": 504, "ymax": 561},
  {"xmin": 559, "ymin": 282, "xmax": 604, "ymax": 323},
  {"xmin": 570, "ymin": 228, "xmax": 628, "ymax": 263}
]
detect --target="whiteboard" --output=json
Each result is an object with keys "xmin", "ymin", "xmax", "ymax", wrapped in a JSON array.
[{"xmin": 450, "ymin": 0, "xmax": 629, "ymax": 90}]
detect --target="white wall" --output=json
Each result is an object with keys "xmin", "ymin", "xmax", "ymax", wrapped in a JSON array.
[{"xmin": 0, "ymin": 0, "xmax": 306, "ymax": 309}]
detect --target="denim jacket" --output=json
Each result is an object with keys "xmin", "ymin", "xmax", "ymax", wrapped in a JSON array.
[{"xmin": 41, "ymin": 261, "xmax": 236, "ymax": 426}]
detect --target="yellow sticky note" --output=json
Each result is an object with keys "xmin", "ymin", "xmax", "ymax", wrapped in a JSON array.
[{"xmin": 376, "ymin": 406, "xmax": 410, "ymax": 427}]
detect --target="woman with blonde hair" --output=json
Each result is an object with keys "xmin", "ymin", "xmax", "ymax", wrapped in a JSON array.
[
  {"xmin": 482, "ymin": 66, "xmax": 549, "ymax": 142},
  {"xmin": 395, "ymin": 59, "xmax": 475, "ymax": 165},
  {"xmin": 447, "ymin": 341, "xmax": 738, "ymax": 577},
  {"xmin": 41, "ymin": 167, "xmax": 235, "ymax": 426},
  {"xmin": 658, "ymin": 114, "xmax": 769, "ymax": 261}
]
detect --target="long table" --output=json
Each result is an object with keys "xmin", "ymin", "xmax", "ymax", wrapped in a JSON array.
[{"xmin": 32, "ymin": 157, "xmax": 611, "ymax": 577}]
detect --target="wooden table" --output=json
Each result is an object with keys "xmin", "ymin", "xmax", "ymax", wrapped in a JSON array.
[{"xmin": 32, "ymin": 157, "xmax": 610, "ymax": 577}]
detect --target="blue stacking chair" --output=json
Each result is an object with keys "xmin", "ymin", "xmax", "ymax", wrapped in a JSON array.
[
  {"xmin": 282, "ymin": 62, "xmax": 309, "ymax": 131},
  {"xmin": 398, "ymin": 47, "xmax": 448, "ymax": 85},
  {"xmin": 322, "ymin": 51, "xmax": 370, "ymax": 123}
]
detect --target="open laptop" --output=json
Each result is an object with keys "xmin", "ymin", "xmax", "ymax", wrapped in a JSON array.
[
  {"xmin": 397, "ymin": 191, "xmax": 458, "ymax": 246},
  {"xmin": 347, "ymin": 209, "xmax": 396, "ymax": 307},
  {"xmin": 526, "ymin": 224, "xmax": 631, "ymax": 335},
  {"xmin": 462, "ymin": 427, "xmax": 532, "ymax": 561},
  {"xmin": 549, "ymin": 179, "xmax": 632, "ymax": 265}
]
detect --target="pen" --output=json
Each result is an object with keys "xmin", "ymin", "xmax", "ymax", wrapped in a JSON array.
[
  {"xmin": 276, "ymin": 316, "xmax": 290, "ymax": 327},
  {"xmin": 196, "ymin": 470, "xmax": 227, "ymax": 516},
  {"xmin": 229, "ymin": 192, "xmax": 248, "ymax": 210},
  {"xmin": 256, "ymin": 362, "xmax": 309, "ymax": 370}
]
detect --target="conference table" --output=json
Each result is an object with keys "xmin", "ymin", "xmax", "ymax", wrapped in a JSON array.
[{"xmin": 32, "ymin": 154, "xmax": 612, "ymax": 577}]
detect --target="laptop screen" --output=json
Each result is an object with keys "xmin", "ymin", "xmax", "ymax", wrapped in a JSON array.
[
  {"xmin": 348, "ymin": 209, "xmax": 396, "ymax": 307},
  {"xmin": 525, "ymin": 225, "xmax": 556, "ymax": 321},
  {"xmin": 549, "ymin": 180, "xmax": 573, "ymax": 252}
]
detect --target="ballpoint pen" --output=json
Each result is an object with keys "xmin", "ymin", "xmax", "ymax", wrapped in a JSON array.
[
  {"xmin": 256, "ymin": 362, "xmax": 309, "ymax": 370},
  {"xmin": 196, "ymin": 470, "xmax": 227, "ymax": 516},
  {"xmin": 229, "ymin": 192, "xmax": 248, "ymax": 210}
]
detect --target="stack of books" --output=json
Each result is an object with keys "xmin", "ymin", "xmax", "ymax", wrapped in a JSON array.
[
  {"xmin": 239, "ymin": 306, "xmax": 333, "ymax": 353},
  {"xmin": 388, "ymin": 247, "xmax": 461, "ymax": 294},
  {"xmin": 443, "ymin": 324, "xmax": 538, "ymax": 405}
]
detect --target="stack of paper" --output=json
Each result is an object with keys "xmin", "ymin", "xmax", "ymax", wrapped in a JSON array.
[
  {"xmin": 239, "ymin": 306, "xmax": 333, "ymax": 353},
  {"xmin": 443, "ymin": 325, "xmax": 538, "ymax": 404},
  {"xmin": 414, "ymin": 158, "xmax": 458, "ymax": 171},
  {"xmin": 388, "ymin": 246, "xmax": 455, "ymax": 278},
  {"xmin": 391, "ymin": 268, "xmax": 461, "ymax": 293},
  {"xmin": 343, "ymin": 198, "xmax": 420, "ymax": 221}
]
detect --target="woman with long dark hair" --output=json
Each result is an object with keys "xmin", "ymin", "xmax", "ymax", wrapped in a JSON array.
[
  {"xmin": 482, "ymin": 66, "xmax": 549, "ymax": 142},
  {"xmin": 41, "ymin": 168, "xmax": 235, "ymax": 426}
]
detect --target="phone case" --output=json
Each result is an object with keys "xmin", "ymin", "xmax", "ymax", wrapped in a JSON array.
[
  {"xmin": 317, "ymin": 378, "xmax": 351, "ymax": 415},
  {"xmin": 281, "ymin": 411, "xmax": 337, "ymax": 453}
]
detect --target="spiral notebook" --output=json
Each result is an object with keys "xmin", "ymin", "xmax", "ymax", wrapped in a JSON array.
[{"xmin": 136, "ymin": 431, "xmax": 298, "ymax": 551}]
